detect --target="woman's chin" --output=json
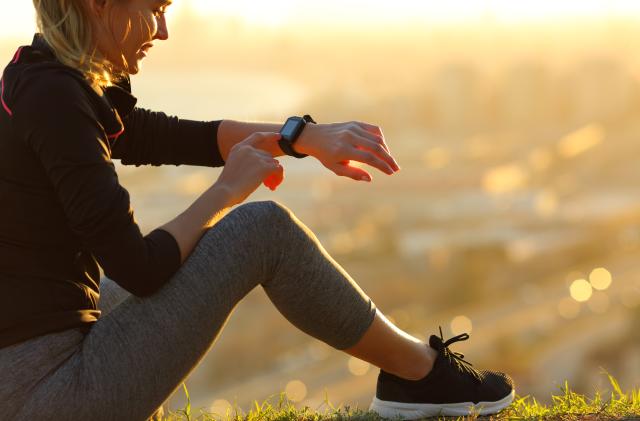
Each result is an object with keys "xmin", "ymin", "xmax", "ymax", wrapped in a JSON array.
[
  {"xmin": 126, "ymin": 62, "xmax": 141, "ymax": 75},
  {"xmin": 127, "ymin": 66, "xmax": 141, "ymax": 75},
  {"xmin": 126, "ymin": 54, "xmax": 148, "ymax": 75}
]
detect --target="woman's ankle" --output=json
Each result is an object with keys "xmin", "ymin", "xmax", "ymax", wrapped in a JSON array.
[{"xmin": 389, "ymin": 344, "xmax": 438, "ymax": 381}]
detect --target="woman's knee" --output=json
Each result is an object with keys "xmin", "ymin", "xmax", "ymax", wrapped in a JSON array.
[
  {"xmin": 233, "ymin": 200, "xmax": 296, "ymax": 230},
  {"xmin": 223, "ymin": 200, "xmax": 315, "ymax": 254},
  {"xmin": 197, "ymin": 201, "xmax": 296, "ymax": 252}
]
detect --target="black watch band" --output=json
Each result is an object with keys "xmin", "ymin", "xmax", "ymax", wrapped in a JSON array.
[{"xmin": 278, "ymin": 114, "xmax": 316, "ymax": 159}]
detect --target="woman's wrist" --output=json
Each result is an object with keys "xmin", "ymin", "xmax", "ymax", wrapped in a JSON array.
[
  {"xmin": 208, "ymin": 182, "xmax": 237, "ymax": 207},
  {"xmin": 218, "ymin": 120, "xmax": 285, "ymax": 160},
  {"xmin": 295, "ymin": 123, "xmax": 320, "ymax": 157}
]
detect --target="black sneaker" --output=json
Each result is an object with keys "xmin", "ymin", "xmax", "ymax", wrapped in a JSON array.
[{"xmin": 369, "ymin": 328, "xmax": 515, "ymax": 419}]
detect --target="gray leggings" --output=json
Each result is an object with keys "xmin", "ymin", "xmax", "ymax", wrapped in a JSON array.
[{"xmin": 0, "ymin": 201, "xmax": 377, "ymax": 421}]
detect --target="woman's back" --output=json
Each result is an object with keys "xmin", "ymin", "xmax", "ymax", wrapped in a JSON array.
[
  {"xmin": 0, "ymin": 35, "xmax": 184, "ymax": 348},
  {"xmin": 0, "ymin": 38, "xmax": 104, "ymax": 347}
]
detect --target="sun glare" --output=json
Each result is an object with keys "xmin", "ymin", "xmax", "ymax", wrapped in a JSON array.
[
  {"xmin": 4, "ymin": 0, "xmax": 640, "ymax": 36},
  {"xmin": 181, "ymin": 0, "xmax": 640, "ymax": 28},
  {"xmin": 188, "ymin": 0, "xmax": 293, "ymax": 27}
]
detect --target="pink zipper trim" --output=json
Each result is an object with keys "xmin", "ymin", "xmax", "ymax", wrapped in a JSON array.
[
  {"xmin": 1, "ymin": 47, "xmax": 25, "ymax": 117},
  {"xmin": 1, "ymin": 78, "xmax": 12, "ymax": 116},
  {"xmin": 12, "ymin": 47, "xmax": 23, "ymax": 64}
]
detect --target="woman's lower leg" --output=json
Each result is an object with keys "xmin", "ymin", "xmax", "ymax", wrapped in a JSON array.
[
  {"xmin": 344, "ymin": 312, "xmax": 437, "ymax": 380},
  {"xmin": 259, "ymin": 202, "xmax": 436, "ymax": 380}
]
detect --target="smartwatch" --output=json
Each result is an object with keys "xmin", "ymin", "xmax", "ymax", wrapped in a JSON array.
[{"xmin": 278, "ymin": 114, "xmax": 316, "ymax": 158}]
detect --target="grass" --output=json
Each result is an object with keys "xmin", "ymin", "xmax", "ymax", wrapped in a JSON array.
[{"xmin": 161, "ymin": 375, "xmax": 640, "ymax": 421}]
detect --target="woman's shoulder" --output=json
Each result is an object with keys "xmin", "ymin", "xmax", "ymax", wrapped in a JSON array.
[{"xmin": 2, "ymin": 47, "xmax": 100, "ymax": 119}]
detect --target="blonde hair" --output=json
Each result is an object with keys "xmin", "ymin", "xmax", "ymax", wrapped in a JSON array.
[{"xmin": 32, "ymin": 0, "xmax": 126, "ymax": 86}]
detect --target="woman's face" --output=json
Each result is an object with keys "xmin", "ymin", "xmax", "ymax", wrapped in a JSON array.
[{"xmin": 93, "ymin": 0, "xmax": 171, "ymax": 75}]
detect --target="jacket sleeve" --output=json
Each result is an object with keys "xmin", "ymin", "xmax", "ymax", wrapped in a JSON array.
[
  {"xmin": 112, "ymin": 107, "xmax": 225, "ymax": 167},
  {"xmin": 12, "ymin": 74, "xmax": 181, "ymax": 297}
]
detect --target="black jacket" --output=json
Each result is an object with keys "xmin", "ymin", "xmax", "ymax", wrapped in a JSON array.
[{"xmin": 0, "ymin": 34, "xmax": 224, "ymax": 348}]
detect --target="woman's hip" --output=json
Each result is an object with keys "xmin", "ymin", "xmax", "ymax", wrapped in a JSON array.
[{"xmin": 0, "ymin": 328, "xmax": 85, "ymax": 419}]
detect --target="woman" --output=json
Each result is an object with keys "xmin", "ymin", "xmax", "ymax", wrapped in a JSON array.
[{"xmin": 0, "ymin": 1, "xmax": 515, "ymax": 420}]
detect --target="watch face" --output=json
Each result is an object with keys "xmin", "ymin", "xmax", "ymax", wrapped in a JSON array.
[{"xmin": 281, "ymin": 119, "xmax": 301, "ymax": 139}]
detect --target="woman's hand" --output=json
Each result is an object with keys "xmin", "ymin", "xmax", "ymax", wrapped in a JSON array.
[
  {"xmin": 215, "ymin": 132, "xmax": 284, "ymax": 206},
  {"xmin": 295, "ymin": 122, "xmax": 400, "ymax": 182}
]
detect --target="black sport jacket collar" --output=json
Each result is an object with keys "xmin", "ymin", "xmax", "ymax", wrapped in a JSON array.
[{"xmin": 29, "ymin": 33, "xmax": 138, "ymax": 118}]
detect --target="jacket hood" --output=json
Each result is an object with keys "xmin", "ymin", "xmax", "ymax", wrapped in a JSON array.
[{"xmin": 1, "ymin": 34, "xmax": 137, "ymax": 122}]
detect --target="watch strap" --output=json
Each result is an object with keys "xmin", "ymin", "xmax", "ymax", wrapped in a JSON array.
[{"xmin": 278, "ymin": 114, "xmax": 316, "ymax": 158}]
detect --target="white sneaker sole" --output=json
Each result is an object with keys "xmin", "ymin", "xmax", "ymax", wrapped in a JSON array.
[{"xmin": 369, "ymin": 389, "xmax": 515, "ymax": 419}]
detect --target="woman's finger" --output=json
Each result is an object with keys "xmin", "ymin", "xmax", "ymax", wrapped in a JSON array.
[
  {"xmin": 257, "ymin": 150, "xmax": 277, "ymax": 161},
  {"xmin": 263, "ymin": 164, "xmax": 284, "ymax": 190},
  {"xmin": 260, "ymin": 157, "xmax": 281, "ymax": 172},
  {"xmin": 351, "ymin": 124, "xmax": 391, "ymax": 154},
  {"xmin": 327, "ymin": 161, "xmax": 372, "ymax": 182},
  {"xmin": 244, "ymin": 132, "xmax": 282, "ymax": 149},
  {"xmin": 358, "ymin": 122, "xmax": 383, "ymax": 136},
  {"xmin": 350, "ymin": 123, "xmax": 399, "ymax": 170},
  {"xmin": 347, "ymin": 147, "xmax": 395, "ymax": 175},
  {"xmin": 350, "ymin": 134, "xmax": 399, "ymax": 171}
]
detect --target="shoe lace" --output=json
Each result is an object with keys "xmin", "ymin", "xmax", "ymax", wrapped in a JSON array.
[{"xmin": 433, "ymin": 326, "xmax": 482, "ymax": 383}]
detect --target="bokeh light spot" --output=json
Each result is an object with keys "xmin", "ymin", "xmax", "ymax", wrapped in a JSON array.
[
  {"xmin": 450, "ymin": 315, "xmax": 473, "ymax": 335},
  {"xmin": 507, "ymin": 239, "xmax": 536, "ymax": 262},
  {"xmin": 308, "ymin": 342, "xmax": 331, "ymax": 361},
  {"xmin": 330, "ymin": 231, "xmax": 355, "ymax": 255},
  {"xmin": 589, "ymin": 267, "xmax": 612, "ymax": 291},
  {"xmin": 528, "ymin": 147, "xmax": 553, "ymax": 172},
  {"xmin": 348, "ymin": 357, "xmax": 371, "ymax": 376},
  {"xmin": 587, "ymin": 291, "xmax": 610, "ymax": 314},
  {"xmin": 179, "ymin": 171, "xmax": 211, "ymax": 195},
  {"xmin": 557, "ymin": 124, "xmax": 605, "ymax": 158},
  {"xmin": 558, "ymin": 297, "xmax": 580, "ymax": 319},
  {"xmin": 482, "ymin": 164, "xmax": 528, "ymax": 195},
  {"xmin": 389, "ymin": 309, "xmax": 411, "ymax": 329},
  {"xmin": 620, "ymin": 287, "xmax": 640, "ymax": 309},
  {"xmin": 209, "ymin": 399, "xmax": 232, "ymax": 417},
  {"xmin": 570, "ymin": 279, "xmax": 592, "ymax": 302},
  {"xmin": 284, "ymin": 380, "xmax": 307, "ymax": 402},
  {"xmin": 534, "ymin": 190, "xmax": 558, "ymax": 218},
  {"xmin": 423, "ymin": 147, "xmax": 451, "ymax": 170}
]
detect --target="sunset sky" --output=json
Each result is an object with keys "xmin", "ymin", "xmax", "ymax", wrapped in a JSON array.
[{"xmin": 3, "ymin": 0, "xmax": 640, "ymax": 39}]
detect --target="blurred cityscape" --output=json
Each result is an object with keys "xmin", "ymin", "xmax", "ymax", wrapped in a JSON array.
[{"xmin": 3, "ymin": 4, "xmax": 640, "ymax": 415}]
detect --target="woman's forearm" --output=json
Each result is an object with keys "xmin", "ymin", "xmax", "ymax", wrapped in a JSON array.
[
  {"xmin": 159, "ymin": 184, "xmax": 234, "ymax": 263},
  {"xmin": 218, "ymin": 120, "xmax": 283, "ymax": 161}
]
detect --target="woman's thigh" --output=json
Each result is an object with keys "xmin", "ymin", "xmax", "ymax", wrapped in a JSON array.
[
  {"xmin": 98, "ymin": 277, "xmax": 131, "ymax": 316},
  {"xmin": 14, "ymin": 201, "xmax": 296, "ymax": 421}
]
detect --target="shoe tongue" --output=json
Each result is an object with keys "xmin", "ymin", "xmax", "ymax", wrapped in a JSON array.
[{"xmin": 428, "ymin": 334, "xmax": 444, "ymax": 351}]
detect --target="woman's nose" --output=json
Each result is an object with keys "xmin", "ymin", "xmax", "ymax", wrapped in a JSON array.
[{"xmin": 154, "ymin": 15, "xmax": 169, "ymax": 40}]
